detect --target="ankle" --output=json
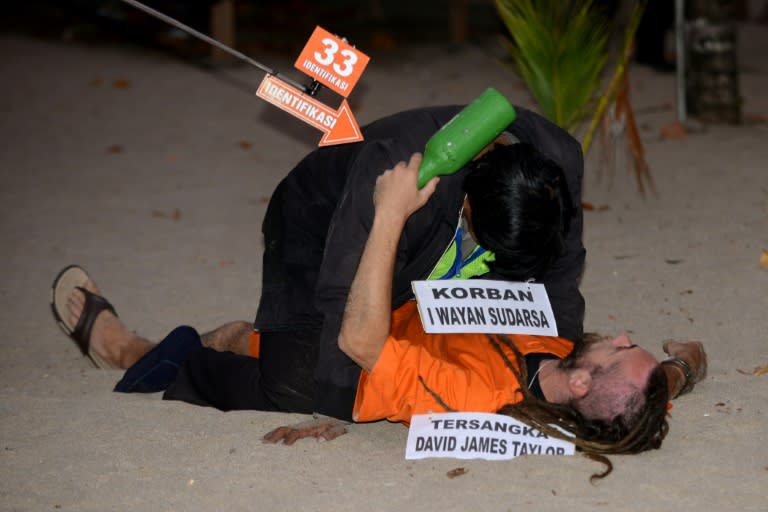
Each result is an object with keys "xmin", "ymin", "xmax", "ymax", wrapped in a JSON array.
[{"xmin": 117, "ymin": 338, "xmax": 154, "ymax": 369}]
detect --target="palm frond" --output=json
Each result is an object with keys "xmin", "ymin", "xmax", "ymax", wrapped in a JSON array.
[
  {"xmin": 582, "ymin": 1, "xmax": 646, "ymax": 155},
  {"xmin": 495, "ymin": 0, "xmax": 611, "ymax": 134}
]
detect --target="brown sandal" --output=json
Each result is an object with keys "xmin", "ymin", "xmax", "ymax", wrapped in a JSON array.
[{"xmin": 50, "ymin": 265, "xmax": 117, "ymax": 368}]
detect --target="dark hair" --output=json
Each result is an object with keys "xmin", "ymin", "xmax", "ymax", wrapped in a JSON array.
[{"xmin": 463, "ymin": 143, "xmax": 574, "ymax": 280}]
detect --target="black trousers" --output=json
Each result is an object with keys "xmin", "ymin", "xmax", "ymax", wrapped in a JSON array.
[
  {"xmin": 136, "ymin": 166, "xmax": 351, "ymax": 416},
  {"xmin": 115, "ymin": 324, "xmax": 318, "ymax": 413},
  {"xmin": 162, "ymin": 329, "xmax": 320, "ymax": 413},
  {"xmin": 159, "ymin": 175, "xmax": 326, "ymax": 413}
]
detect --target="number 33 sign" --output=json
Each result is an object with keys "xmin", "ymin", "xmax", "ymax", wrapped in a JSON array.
[
  {"xmin": 294, "ymin": 26, "xmax": 370, "ymax": 97},
  {"xmin": 256, "ymin": 26, "xmax": 370, "ymax": 146}
]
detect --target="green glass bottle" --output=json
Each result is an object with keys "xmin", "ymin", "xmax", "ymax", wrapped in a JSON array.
[{"xmin": 417, "ymin": 88, "xmax": 517, "ymax": 189}]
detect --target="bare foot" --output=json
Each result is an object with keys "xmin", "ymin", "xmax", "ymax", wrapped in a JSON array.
[{"xmin": 66, "ymin": 278, "xmax": 153, "ymax": 369}]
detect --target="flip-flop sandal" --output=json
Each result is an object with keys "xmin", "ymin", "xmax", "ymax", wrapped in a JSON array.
[{"xmin": 50, "ymin": 265, "xmax": 118, "ymax": 369}]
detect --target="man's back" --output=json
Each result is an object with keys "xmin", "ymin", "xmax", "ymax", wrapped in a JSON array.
[{"xmin": 252, "ymin": 104, "xmax": 585, "ymax": 420}]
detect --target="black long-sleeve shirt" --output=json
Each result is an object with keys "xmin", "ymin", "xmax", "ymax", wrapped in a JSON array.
[{"xmin": 254, "ymin": 105, "xmax": 585, "ymax": 420}]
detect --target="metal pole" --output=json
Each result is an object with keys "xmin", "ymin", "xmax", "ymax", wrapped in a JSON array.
[
  {"xmin": 675, "ymin": 0, "xmax": 687, "ymax": 123},
  {"xmin": 117, "ymin": 0, "xmax": 310, "ymax": 93}
]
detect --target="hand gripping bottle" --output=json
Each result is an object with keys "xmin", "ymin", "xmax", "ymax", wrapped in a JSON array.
[{"xmin": 417, "ymin": 88, "xmax": 517, "ymax": 189}]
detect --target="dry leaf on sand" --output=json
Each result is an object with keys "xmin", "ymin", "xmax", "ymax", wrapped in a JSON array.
[
  {"xmin": 759, "ymin": 250, "xmax": 768, "ymax": 269},
  {"xmin": 446, "ymin": 467, "xmax": 467, "ymax": 479},
  {"xmin": 660, "ymin": 122, "xmax": 688, "ymax": 140}
]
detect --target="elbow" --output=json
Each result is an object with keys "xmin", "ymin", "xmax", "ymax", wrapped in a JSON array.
[
  {"xmin": 337, "ymin": 332, "xmax": 380, "ymax": 372},
  {"xmin": 338, "ymin": 332, "xmax": 363, "ymax": 366},
  {"xmin": 337, "ymin": 333, "xmax": 354, "ymax": 359}
]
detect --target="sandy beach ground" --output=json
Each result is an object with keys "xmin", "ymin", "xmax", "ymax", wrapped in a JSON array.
[{"xmin": 1, "ymin": 20, "xmax": 767, "ymax": 512}]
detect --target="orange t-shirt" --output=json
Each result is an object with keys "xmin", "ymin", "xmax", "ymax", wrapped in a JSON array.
[{"xmin": 352, "ymin": 301, "xmax": 573, "ymax": 425}]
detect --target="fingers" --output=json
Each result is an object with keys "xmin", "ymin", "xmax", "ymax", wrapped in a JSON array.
[
  {"xmin": 373, "ymin": 152, "xmax": 437, "ymax": 219},
  {"xmin": 320, "ymin": 422, "xmax": 348, "ymax": 441},
  {"xmin": 283, "ymin": 421, "xmax": 342, "ymax": 445},
  {"xmin": 407, "ymin": 152, "xmax": 440, "ymax": 201},
  {"xmin": 421, "ymin": 176, "xmax": 440, "ymax": 196},
  {"xmin": 385, "ymin": 153, "xmax": 421, "ymax": 175},
  {"xmin": 262, "ymin": 425, "xmax": 316, "ymax": 445},
  {"xmin": 262, "ymin": 426, "xmax": 292, "ymax": 444},
  {"xmin": 662, "ymin": 340, "xmax": 704, "ymax": 355},
  {"xmin": 407, "ymin": 152, "xmax": 422, "ymax": 172},
  {"xmin": 262, "ymin": 418, "xmax": 349, "ymax": 445},
  {"xmin": 279, "ymin": 424, "xmax": 322, "ymax": 446}
]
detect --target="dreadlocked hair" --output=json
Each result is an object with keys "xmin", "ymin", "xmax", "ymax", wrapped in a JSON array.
[{"xmin": 487, "ymin": 334, "xmax": 669, "ymax": 482}]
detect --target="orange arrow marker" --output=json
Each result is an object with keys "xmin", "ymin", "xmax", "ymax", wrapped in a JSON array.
[{"xmin": 256, "ymin": 74, "xmax": 362, "ymax": 147}]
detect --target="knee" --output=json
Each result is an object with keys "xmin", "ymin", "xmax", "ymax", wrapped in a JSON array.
[{"xmin": 160, "ymin": 326, "xmax": 203, "ymax": 355}]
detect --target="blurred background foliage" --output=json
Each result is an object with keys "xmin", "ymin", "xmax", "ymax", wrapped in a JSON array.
[
  {"xmin": 495, "ymin": 0, "xmax": 611, "ymax": 135},
  {"xmin": 5, "ymin": 0, "xmax": 751, "ymax": 194}
]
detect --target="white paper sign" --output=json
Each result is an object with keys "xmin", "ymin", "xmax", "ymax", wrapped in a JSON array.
[
  {"xmin": 405, "ymin": 412, "xmax": 575, "ymax": 461},
  {"xmin": 412, "ymin": 279, "xmax": 557, "ymax": 336}
]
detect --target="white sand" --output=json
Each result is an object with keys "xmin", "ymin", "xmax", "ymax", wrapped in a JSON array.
[{"xmin": 1, "ymin": 25, "xmax": 766, "ymax": 511}]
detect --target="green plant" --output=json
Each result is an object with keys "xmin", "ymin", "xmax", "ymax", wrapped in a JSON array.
[
  {"xmin": 496, "ymin": 0, "xmax": 654, "ymax": 195},
  {"xmin": 495, "ymin": 0, "xmax": 611, "ymax": 135}
]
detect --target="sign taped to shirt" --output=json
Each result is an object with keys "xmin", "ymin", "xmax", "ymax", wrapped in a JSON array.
[
  {"xmin": 405, "ymin": 412, "xmax": 574, "ymax": 460},
  {"xmin": 412, "ymin": 279, "xmax": 557, "ymax": 336}
]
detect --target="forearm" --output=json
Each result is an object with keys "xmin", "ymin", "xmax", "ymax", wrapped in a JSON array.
[
  {"xmin": 338, "ymin": 211, "xmax": 407, "ymax": 371},
  {"xmin": 337, "ymin": 153, "xmax": 438, "ymax": 371},
  {"xmin": 337, "ymin": 153, "xmax": 437, "ymax": 371}
]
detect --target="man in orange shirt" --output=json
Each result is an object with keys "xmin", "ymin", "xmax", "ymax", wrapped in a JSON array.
[
  {"xmin": 331, "ymin": 153, "xmax": 692, "ymax": 454},
  {"xmin": 52, "ymin": 153, "xmax": 705, "ymax": 456}
]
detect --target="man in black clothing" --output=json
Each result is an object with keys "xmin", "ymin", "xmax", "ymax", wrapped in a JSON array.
[
  {"xmin": 250, "ymin": 105, "xmax": 585, "ymax": 419},
  {"xmin": 55, "ymin": 104, "xmax": 587, "ymax": 420}
]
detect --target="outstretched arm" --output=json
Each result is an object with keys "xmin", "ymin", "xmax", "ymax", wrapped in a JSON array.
[{"xmin": 338, "ymin": 153, "xmax": 439, "ymax": 371}]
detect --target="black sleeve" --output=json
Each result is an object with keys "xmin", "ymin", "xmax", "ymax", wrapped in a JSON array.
[
  {"xmin": 311, "ymin": 139, "xmax": 465, "ymax": 419},
  {"xmin": 311, "ymin": 141, "xmax": 405, "ymax": 418},
  {"xmin": 507, "ymin": 107, "xmax": 586, "ymax": 341}
]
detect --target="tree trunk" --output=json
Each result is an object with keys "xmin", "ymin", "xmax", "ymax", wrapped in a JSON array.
[{"xmin": 685, "ymin": 0, "xmax": 742, "ymax": 123}]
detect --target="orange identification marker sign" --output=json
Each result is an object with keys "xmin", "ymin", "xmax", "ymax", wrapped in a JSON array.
[
  {"xmin": 256, "ymin": 74, "xmax": 362, "ymax": 146},
  {"xmin": 255, "ymin": 26, "xmax": 368, "ymax": 146},
  {"xmin": 294, "ymin": 26, "xmax": 370, "ymax": 97}
]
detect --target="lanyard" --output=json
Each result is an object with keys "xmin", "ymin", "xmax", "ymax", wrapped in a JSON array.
[{"xmin": 436, "ymin": 227, "xmax": 487, "ymax": 280}]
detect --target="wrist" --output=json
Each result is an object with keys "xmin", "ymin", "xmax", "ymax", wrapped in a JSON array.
[
  {"xmin": 662, "ymin": 356, "xmax": 696, "ymax": 399},
  {"xmin": 373, "ymin": 208, "xmax": 408, "ymax": 231}
]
